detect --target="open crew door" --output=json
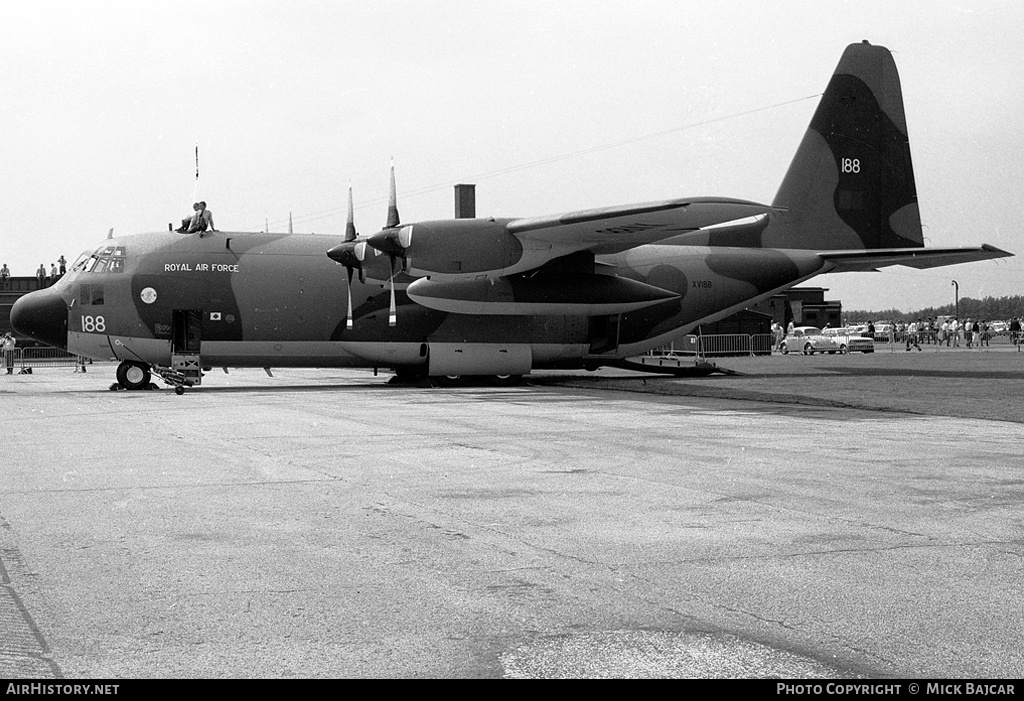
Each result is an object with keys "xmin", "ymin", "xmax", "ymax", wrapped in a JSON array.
[{"xmin": 171, "ymin": 309, "xmax": 203, "ymax": 385}]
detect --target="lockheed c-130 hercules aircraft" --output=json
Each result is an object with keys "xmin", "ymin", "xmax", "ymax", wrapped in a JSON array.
[{"xmin": 11, "ymin": 41, "xmax": 1012, "ymax": 393}]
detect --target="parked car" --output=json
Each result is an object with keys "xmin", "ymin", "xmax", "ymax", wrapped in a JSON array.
[
  {"xmin": 868, "ymin": 321, "xmax": 894, "ymax": 341},
  {"xmin": 779, "ymin": 326, "xmax": 840, "ymax": 355},
  {"xmin": 821, "ymin": 327, "xmax": 875, "ymax": 353}
]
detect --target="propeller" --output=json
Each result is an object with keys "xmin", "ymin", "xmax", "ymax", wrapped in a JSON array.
[
  {"xmin": 368, "ymin": 161, "xmax": 411, "ymax": 327},
  {"xmin": 326, "ymin": 185, "xmax": 367, "ymax": 329},
  {"xmin": 326, "ymin": 165, "xmax": 409, "ymax": 328}
]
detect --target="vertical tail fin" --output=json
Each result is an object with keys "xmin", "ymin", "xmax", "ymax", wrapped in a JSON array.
[{"xmin": 766, "ymin": 41, "xmax": 923, "ymax": 250}]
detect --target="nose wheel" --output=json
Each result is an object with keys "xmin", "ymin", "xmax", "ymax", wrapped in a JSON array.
[{"xmin": 115, "ymin": 360, "xmax": 193, "ymax": 394}]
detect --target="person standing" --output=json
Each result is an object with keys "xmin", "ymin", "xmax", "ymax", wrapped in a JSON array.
[
  {"xmin": 2, "ymin": 332, "xmax": 16, "ymax": 375},
  {"xmin": 36, "ymin": 263, "xmax": 45, "ymax": 288},
  {"xmin": 58, "ymin": 255, "xmax": 67, "ymax": 276},
  {"xmin": 50, "ymin": 263, "xmax": 58, "ymax": 283},
  {"xmin": 906, "ymin": 319, "xmax": 921, "ymax": 351},
  {"xmin": 0, "ymin": 263, "xmax": 9, "ymax": 289}
]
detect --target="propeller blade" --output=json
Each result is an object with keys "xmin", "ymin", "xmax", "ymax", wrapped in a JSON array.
[
  {"xmin": 344, "ymin": 184, "xmax": 357, "ymax": 242},
  {"xmin": 346, "ymin": 267, "xmax": 354, "ymax": 330},
  {"xmin": 388, "ymin": 259, "xmax": 397, "ymax": 327},
  {"xmin": 385, "ymin": 159, "xmax": 400, "ymax": 229}
]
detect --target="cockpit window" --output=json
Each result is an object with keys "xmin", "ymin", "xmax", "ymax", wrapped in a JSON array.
[
  {"xmin": 82, "ymin": 245, "xmax": 127, "ymax": 274},
  {"xmin": 71, "ymin": 251, "xmax": 91, "ymax": 273}
]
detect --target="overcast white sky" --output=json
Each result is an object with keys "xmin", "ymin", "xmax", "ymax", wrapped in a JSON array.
[{"xmin": 1, "ymin": 0, "xmax": 1021, "ymax": 312}]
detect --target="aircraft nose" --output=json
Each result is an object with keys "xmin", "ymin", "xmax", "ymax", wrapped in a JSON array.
[{"xmin": 10, "ymin": 287, "xmax": 69, "ymax": 350}]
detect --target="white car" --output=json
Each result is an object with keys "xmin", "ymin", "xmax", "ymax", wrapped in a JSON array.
[
  {"xmin": 779, "ymin": 326, "xmax": 840, "ymax": 355},
  {"xmin": 821, "ymin": 327, "xmax": 875, "ymax": 353}
]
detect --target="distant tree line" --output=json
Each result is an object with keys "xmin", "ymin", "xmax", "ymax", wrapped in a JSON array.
[{"xmin": 847, "ymin": 295, "xmax": 1024, "ymax": 322}]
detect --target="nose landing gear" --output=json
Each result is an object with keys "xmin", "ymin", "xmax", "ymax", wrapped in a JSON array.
[
  {"xmin": 115, "ymin": 361, "xmax": 153, "ymax": 390},
  {"xmin": 113, "ymin": 360, "xmax": 195, "ymax": 394}
]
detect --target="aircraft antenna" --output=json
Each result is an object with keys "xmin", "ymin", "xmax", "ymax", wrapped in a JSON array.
[{"xmin": 191, "ymin": 142, "xmax": 200, "ymax": 203}]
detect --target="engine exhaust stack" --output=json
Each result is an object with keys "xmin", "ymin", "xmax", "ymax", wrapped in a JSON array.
[{"xmin": 455, "ymin": 183, "xmax": 475, "ymax": 219}]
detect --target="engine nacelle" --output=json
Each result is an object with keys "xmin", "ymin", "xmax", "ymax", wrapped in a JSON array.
[{"xmin": 368, "ymin": 219, "xmax": 523, "ymax": 280}]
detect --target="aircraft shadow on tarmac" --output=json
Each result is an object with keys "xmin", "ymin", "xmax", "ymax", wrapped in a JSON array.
[
  {"xmin": 815, "ymin": 366, "xmax": 1024, "ymax": 380},
  {"xmin": 100, "ymin": 375, "xmax": 535, "ymax": 394},
  {"xmin": 87, "ymin": 366, "xmax": 1022, "ymax": 396},
  {"xmin": 100, "ymin": 381, "xmax": 394, "ymax": 395}
]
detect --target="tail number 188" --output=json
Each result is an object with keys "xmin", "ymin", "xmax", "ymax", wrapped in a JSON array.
[{"xmin": 841, "ymin": 158, "xmax": 861, "ymax": 173}]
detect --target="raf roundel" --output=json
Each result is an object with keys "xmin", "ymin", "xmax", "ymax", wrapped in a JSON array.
[{"xmin": 140, "ymin": 287, "xmax": 158, "ymax": 304}]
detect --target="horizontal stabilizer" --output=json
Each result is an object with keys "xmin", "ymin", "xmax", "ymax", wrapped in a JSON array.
[{"xmin": 820, "ymin": 245, "xmax": 1012, "ymax": 273}]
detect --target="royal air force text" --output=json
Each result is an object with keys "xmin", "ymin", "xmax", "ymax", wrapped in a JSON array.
[{"xmin": 163, "ymin": 263, "xmax": 238, "ymax": 273}]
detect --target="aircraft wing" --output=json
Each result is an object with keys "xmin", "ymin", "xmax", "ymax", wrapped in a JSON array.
[
  {"xmin": 819, "ymin": 245, "xmax": 1012, "ymax": 273},
  {"xmin": 506, "ymin": 197, "xmax": 776, "ymax": 255}
]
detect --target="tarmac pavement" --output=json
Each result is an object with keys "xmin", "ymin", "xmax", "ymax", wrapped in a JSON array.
[{"xmin": 1, "ymin": 350, "xmax": 1021, "ymax": 678}]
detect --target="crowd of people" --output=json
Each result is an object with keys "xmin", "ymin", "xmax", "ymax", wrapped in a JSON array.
[
  {"xmin": 0, "ymin": 256, "xmax": 66, "ymax": 289},
  {"xmin": 770, "ymin": 316, "xmax": 1024, "ymax": 352},
  {"xmin": 37, "ymin": 256, "xmax": 67, "ymax": 287},
  {"xmin": 868, "ymin": 317, "xmax": 1023, "ymax": 350}
]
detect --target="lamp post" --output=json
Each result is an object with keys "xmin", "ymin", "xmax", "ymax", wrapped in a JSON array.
[{"xmin": 951, "ymin": 280, "xmax": 959, "ymax": 320}]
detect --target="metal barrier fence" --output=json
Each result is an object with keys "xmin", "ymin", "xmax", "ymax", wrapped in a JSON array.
[
  {"xmin": 3, "ymin": 348, "xmax": 91, "ymax": 374},
  {"xmin": 649, "ymin": 333, "xmax": 775, "ymax": 358}
]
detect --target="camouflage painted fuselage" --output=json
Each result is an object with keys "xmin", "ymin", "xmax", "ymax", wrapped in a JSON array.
[{"xmin": 50, "ymin": 228, "xmax": 829, "ymax": 375}]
